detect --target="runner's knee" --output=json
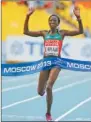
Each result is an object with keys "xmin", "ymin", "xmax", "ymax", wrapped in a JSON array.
[
  {"xmin": 37, "ymin": 88, "xmax": 44, "ymax": 96},
  {"xmin": 37, "ymin": 90, "xmax": 44, "ymax": 96},
  {"xmin": 46, "ymin": 82, "xmax": 53, "ymax": 91}
]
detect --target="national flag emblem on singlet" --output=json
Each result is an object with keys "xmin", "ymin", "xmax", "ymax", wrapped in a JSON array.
[{"xmin": 44, "ymin": 32, "xmax": 63, "ymax": 56}]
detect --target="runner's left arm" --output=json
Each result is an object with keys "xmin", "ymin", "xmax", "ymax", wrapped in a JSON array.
[{"xmin": 61, "ymin": 6, "xmax": 83, "ymax": 36}]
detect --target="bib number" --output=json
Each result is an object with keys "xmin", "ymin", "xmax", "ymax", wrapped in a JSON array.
[
  {"xmin": 45, "ymin": 46, "xmax": 58, "ymax": 56},
  {"xmin": 44, "ymin": 40, "xmax": 62, "ymax": 56}
]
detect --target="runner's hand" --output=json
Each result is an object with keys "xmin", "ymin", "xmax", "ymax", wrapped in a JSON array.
[
  {"xmin": 27, "ymin": 8, "xmax": 35, "ymax": 16},
  {"xmin": 73, "ymin": 6, "xmax": 80, "ymax": 19}
]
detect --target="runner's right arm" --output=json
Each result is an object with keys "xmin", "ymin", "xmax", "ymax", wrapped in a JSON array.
[{"xmin": 24, "ymin": 9, "xmax": 46, "ymax": 37}]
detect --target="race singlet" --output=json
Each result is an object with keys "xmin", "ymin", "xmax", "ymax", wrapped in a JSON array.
[
  {"xmin": 44, "ymin": 40, "xmax": 62, "ymax": 56},
  {"xmin": 44, "ymin": 31, "xmax": 63, "ymax": 56}
]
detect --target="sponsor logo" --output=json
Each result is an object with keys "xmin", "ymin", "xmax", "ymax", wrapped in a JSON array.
[
  {"xmin": 67, "ymin": 62, "xmax": 91, "ymax": 70},
  {"xmin": 25, "ymin": 41, "xmax": 69, "ymax": 56},
  {"xmin": 10, "ymin": 41, "xmax": 24, "ymax": 55},
  {"xmin": 25, "ymin": 41, "xmax": 43, "ymax": 55},
  {"xmin": 62, "ymin": 43, "xmax": 69, "ymax": 56},
  {"xmin": 4, "ymin": 61, "xmax": 51, "ymax": 73},
  {"xmin": 81, "ymin": 44, "xmax": 91, "ymax": 58}
]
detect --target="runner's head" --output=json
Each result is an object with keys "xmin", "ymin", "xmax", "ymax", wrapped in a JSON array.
[{"xmin": 48, "ymin": 14, "xmax": 60, "ymax": 29}]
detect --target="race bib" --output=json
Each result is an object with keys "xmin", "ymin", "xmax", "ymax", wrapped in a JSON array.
[{"xmin": 44, "ymin": 40, "xmax": 62, "ymax": 56}]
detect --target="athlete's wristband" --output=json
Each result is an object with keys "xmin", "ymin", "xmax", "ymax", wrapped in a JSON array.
[{"xmin": 77, "ymin": 17, "xmax": 81, "ymax": 21}]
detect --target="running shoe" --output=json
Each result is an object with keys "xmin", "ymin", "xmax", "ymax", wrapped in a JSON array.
[{"xmin": 46, "ymin": 113, "xmax": 52, "ymax": 121}]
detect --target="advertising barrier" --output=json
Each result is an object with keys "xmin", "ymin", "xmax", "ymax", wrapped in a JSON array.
[{"xmin": 6, "ymin": 36, "xmax": 91, "ymax": 62}]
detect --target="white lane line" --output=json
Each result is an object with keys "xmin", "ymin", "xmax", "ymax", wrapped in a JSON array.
[
  {"xmin": 2, "ymin": 71, "xmax": 65, "ymax": 83},
  {"xmin": 2, "ymin": 73, "xmax": 85, "ymax": 92},
  {"xmin": 2, "ymin": 74, "xmax": 39, "ymax": 83},
  {"xmin": 2, "ymin": 96, "xmax": 40, "ymax": 110},
  {"xmin": 2, "ymin": 114, "xmax": 45, "ymax": 120},
  {"xmin": 55, "ymin": 96, "xmax": 91, "ymax": 121},
  {"xmin": 2, "ymin": 71, "xmax": 82, "ymax": 83},
  {"xmin": 2, "ymin": 78, "xmax": 91, "ymax": 110},
  {"xmin": 53, "ymin": 78, "xmax": 90, "ymax": 93},
  {"xmin": 2, "ymin": 82, "xmax": 37, "ymax": 92},
  {"xmin": 2, "ymin": 75, "xmax": 72, "ymax": 92}
]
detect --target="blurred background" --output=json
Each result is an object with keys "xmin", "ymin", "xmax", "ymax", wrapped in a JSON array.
[
  {"xmin": 2, "ymin": 1, "xmax": 91, "ymax": 121},
  {"xmin": 1, "ymin": 0, "xmax": 91, "ymax": 63}
]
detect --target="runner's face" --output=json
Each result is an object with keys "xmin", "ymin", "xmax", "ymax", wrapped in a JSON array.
[{"xmin": 49, "ymin": 16, "xmax": 59, "ymax": 29}]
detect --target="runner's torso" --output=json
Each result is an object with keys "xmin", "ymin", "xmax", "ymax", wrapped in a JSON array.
[{"xmin": 44, "ymin": 30, "xmax": 63, "ymax": 57}]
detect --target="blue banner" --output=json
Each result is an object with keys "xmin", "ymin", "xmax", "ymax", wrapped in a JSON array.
[{"xmin": 1, "ymin": 57, "xmax": 91, "ymax": 76}]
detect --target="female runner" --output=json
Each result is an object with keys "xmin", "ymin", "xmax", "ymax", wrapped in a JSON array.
[{"xmin": 24, "ymin": 7, "xmax": 83, "ymax": 121}]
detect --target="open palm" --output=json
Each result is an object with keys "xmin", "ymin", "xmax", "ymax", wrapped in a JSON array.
[
  {"xmin": 27, "ymin": 8, "xmax": 35, "ymax": 16},
  {"xmin": 73, "ymin": 6, "xmax": 80, "ymax": 18}
]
